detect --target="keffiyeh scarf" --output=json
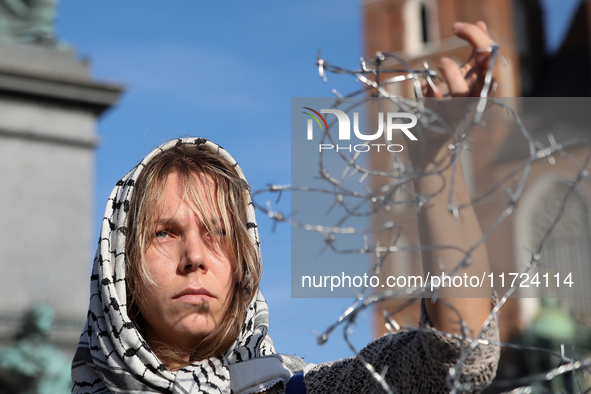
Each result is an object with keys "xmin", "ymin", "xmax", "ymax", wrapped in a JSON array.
[{"xmin": 72, "ymin": 138, "xmax": 284, "ymax": 394}]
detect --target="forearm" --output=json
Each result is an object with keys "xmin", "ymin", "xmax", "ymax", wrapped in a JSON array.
[{"xmin": 414, "ymin": 150, "xmax": 491, "ymax": 336}]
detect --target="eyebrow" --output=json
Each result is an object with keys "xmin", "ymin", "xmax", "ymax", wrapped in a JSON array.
[
  {"xmin": 153, "ymin": 217, "xmax": 182, "ymax": 228},
  {"xmin": 153, "ymin": 217, "xmax": 224, "ymax": 227}
]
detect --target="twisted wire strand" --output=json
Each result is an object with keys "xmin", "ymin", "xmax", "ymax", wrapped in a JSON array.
[{"xmin": 254, "ymin": 50, "xmax": 591, "ymax": 393}]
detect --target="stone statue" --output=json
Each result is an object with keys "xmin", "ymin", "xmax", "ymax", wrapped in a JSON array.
[
  {"xmin": 0, "ymin": 305, "xmax": 71, "ymax": 394},
  {"xmin": 0, "ymin": 0, "xmax": 59, "ymax": 44}
]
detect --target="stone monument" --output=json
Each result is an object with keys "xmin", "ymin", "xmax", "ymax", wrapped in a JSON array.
[{"xmin": 0, "ymin": 0, "xmax": 124, "ymax": 358}]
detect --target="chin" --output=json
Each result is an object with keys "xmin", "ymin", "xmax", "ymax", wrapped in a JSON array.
[{"xmin": 177, "ymin": 317, "xmax": 217, "ymax": 338}]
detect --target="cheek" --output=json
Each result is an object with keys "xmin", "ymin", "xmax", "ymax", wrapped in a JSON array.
[
  {"xmin": 136, "ymin": 250, "xmax": 174, "ymax": 305},
  {"xmin": 135, "ymin": 273, "xmax": 161, "ymax": 312},
  {"xmin": 217, "ymin": 261, "xmax": 237, "ymax": 308},
  {"xmin": 144, "ymin": 244, "xmax": 178, "ymax": 277}
]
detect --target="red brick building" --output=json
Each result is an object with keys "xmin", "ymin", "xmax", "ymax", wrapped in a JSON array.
[{"xmin": 365, "ymin": 0, "xmax": 591, "ymax": 389}]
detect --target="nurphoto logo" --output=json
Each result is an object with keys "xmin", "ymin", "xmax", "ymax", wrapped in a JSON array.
[{"xmin": 303, "ymin": 107, "xmax": 417, "ymax": 152}]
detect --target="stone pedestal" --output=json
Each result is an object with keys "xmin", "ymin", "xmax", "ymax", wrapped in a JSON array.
[{"xmin": 0, "ymin": 42, "xmax": 123, "ymax": 356}]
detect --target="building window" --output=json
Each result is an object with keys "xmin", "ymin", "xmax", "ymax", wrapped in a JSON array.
[
  {"xmin": 420, "ymin": 3, "xmax": 429, "ymax": 44},
  {"xmin": 403, "ymin": 0, "xmax": 439, "ymax": 55}
]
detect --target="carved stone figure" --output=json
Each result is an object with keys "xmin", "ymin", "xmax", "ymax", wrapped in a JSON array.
[
  {"xmin": 0, "ymin": 305, "xmax": 71, "ymax": 394},
  {"xmin": 0, "ymin": 0, "xmax": 58, "ymax": 44}
]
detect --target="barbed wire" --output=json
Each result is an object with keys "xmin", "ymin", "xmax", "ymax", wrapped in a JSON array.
[{"xmin": 253, "ymin": 47, "xmax": 591, "ymax": 393}]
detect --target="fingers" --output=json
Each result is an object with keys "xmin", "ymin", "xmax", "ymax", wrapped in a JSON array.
[
  {"xmin": 425, "ymin": 57, "xmax": 472, "ymax": 97},
  {"xmin": 438, "ymin": 58, "xmax": 469, "ymax": 96},
  {"xmin": 475, "ymin": 21, "xmax": 489, "ymax": 35},
  {"xmin": 453, "ymin": 21, "xmax": 494, "ymax": 51},
  {"xmin": 454, "ymin": 21, "xmax": 496, "ymax": 70},
  {"xmin": 423, "ymin": 77, "xmax": 442, "ymax": 97},
  {"xmin": 454, "ymin": 21, "xmax": 497, "ymax": 96}
]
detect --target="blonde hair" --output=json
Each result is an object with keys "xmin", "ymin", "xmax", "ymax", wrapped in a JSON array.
[{"xmin": 125, "ymin": 141, "xmax": 261, "ymax": 368}]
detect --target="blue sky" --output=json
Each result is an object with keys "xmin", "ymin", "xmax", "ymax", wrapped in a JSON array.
[
  {"xmin": 540, "ymin": 0, "xmax": 583, "ymax": 54},
  {"xmin": 54, "ymin": 0, "xmax": 581, "ymax": 365},
  {"xmin": 56, "ymin": 1, "xmax": 370, "ymax": 364}
]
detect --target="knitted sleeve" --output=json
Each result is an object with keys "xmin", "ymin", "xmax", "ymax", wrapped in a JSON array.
[{"xmin": 303, "ymin": 298, "xmax": 500, "ymax": 394}]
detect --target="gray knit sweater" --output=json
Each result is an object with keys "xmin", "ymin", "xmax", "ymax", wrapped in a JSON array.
[{"xmin": 302, "ymin": 298, "xmax": 500, "ymax": 394}]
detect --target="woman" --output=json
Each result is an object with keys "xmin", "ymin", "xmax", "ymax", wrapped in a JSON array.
[{"xmin": 72, "ymin": 22, "xmax": 499, "ymax": 394}]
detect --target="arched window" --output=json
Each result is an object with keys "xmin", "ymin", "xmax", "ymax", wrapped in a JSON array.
[
  {"xmin": 403, "ymin": 0, "xmax": 439, "ymax": 55},
  {"xmin": 530, "ymin": 181, "xmax": 591, "ymax": 324}
]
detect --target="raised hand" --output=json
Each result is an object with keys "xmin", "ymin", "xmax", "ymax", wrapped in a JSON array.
[{"xmin": 425, "ymin": 21, "xmax": 498, "ymax": 98}]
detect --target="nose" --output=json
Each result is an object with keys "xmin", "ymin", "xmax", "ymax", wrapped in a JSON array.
[{"xmin": 179, "ymin": 232, "xmax": 207, "ymax": 274}]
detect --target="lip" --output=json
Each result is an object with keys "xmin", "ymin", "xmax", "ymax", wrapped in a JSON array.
[{"xmin": 174, "ymin": 287, "xmax": 215, "ymax": 302}]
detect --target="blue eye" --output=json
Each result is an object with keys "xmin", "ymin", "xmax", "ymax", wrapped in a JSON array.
[{"xmin": 155, "ymin": 230, "xmax": 170, "ymax": 238}]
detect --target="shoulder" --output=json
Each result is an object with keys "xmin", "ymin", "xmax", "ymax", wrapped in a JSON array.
[{"xmin": 229, "ymin": 353, "xmax": 307, "ymax": 394}]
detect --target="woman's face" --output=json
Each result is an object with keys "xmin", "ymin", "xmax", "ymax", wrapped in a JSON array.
[{"xmin": 137, "ymin": 171, "xmax": 234, "ymax": 353}]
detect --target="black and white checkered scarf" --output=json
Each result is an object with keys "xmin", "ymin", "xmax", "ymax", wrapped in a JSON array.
[{"xmin": 72, "ymin": 138, "xmax": 279, "ymax": 393}]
